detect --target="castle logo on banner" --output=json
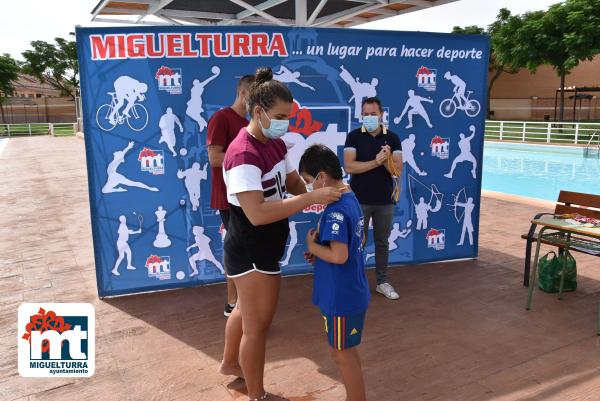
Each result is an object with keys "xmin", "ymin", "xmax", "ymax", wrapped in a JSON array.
[
  {"xmin": 417, "ymin": 66, "xmax": 437, "ymax": 91},
  {"xmin": 430, "ymin": 136, "xmax": 450, "ymax": 159},
  {"xmin": 146, "ymin": 255, "xmax": 171, "ymax": 280},
  {"xmin": 156, "ymin": 66, "xmax": 182, "ymax": 94},
  {"xmin": 18, "ymin": 303, "xmax": 95, "ymax": 377},
  {"xmin": 426, "ymin": 228, "xmax": 446, "ymax": 250},
  {"xmin": 138, "ymin": 147, "xmax": 165, "ymax": 175}
]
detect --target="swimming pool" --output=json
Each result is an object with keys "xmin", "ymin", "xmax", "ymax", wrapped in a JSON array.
[{"xmin": 482, "ymin": 141, "xmax": 600, "ymax": 201}]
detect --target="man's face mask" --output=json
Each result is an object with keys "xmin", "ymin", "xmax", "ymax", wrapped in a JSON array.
[{"xmin": 363, "ymin": 115, "xmax": 380, "ymax": 132}]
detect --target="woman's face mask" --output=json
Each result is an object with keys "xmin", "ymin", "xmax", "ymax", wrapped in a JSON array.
[
  {"xmin": 259, "ymin": 109, "xmax": 289, "ymax": 139},
  {"xmin": 363, "ymin": 115, "xmax": 380, "ymax": 132}
]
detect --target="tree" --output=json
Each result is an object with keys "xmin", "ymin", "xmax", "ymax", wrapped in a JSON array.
[
  {"xmin": 453, "ymin": 9, "xmax": 522, "ymax": 118},
  {"xmin": 511, "ymin": 0, "xmax": 600, "ymax": 121},
  {"xmin": 21, "ymin": 38, "xmax": 79, "ymax": 100},
  {"xmin": 0, "ymin": 53, "xmax": 20, "ymax": 123}
]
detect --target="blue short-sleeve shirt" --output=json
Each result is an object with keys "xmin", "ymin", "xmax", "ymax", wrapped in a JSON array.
[{"xmin": 313, "ymin": 192, "xmax": 371, "ymax": 316}]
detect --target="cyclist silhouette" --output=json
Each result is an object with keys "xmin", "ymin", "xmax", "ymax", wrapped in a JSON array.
[
  {"xmin": 444, "ymin": 72, "xmax": 467, "ymax": 106},
  {"xmin": 108, "ymin": 76, "xmax": 148, "ymax": 125},
  {"xmin": 440, "ymin": 72, "xmax": 480, "ymax": 118}
]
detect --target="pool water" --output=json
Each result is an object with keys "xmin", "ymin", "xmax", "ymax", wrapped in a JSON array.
[{"xmin": 482, "ymin": 142, "xmax": 600, "ymax": 201}]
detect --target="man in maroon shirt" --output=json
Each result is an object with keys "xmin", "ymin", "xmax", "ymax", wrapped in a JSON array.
[{"xmin": 207, "ymin": 74, "xmax": 254, "ymax": 317}]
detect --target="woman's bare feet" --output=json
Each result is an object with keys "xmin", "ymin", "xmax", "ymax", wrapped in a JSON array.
[{"xmin": 218, "ymin": 361, "xmax": 244, "ymax": 378}]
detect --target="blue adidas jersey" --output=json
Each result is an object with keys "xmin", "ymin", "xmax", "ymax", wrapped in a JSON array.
[{"xmin": 313, "ymin": 191, "xmax": 370, "ymax": 315}]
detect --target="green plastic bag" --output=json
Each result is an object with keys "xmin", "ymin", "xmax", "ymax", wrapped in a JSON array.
[{"xmin": 538, "ymin": 251, "xmax": 577, "ymax": 293}]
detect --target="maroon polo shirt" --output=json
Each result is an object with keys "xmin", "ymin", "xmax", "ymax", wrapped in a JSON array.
[{"xmin": 206, "ymin": 107, "xmax": 248, "ymax": 211}]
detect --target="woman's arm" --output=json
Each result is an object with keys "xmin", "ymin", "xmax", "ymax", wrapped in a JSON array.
[
  {"xmin": 285, "ymin": 170, "xmax": 308, "ymax": 196},
  {"xmin": 237, "ymin": 187, "xmax": 341, "ymax": 226}
]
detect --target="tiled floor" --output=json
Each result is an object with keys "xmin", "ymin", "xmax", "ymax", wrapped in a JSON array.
[{"xmin": 1, "ymin": 136, "xmax": 599, "ymax": 401}]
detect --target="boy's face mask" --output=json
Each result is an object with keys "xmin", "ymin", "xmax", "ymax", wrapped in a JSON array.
[{"xmin": 305, "ymin": 173, "xmax": 322, "ymax": 193}]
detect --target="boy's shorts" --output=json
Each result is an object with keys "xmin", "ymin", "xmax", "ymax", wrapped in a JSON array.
[{"xmin": 321, "ymin": 311, "xmax": 366, "ymax": 350}]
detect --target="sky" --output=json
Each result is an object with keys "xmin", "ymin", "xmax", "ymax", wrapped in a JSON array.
[{"xmin": 0, "ymin": 0, "xmax": 562, "ymax": 60}]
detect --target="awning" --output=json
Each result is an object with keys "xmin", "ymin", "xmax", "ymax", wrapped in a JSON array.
[{"xmin": 90, "ymin": 0, "xmax": 459, "ymax": 28}]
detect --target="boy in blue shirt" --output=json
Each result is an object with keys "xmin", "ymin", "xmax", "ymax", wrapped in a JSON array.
[{"xmin": 299, "ymin": 144, "xmax": 370, "ymax": 401}]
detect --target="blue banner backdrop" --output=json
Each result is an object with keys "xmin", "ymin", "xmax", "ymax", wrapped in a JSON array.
[{"xmin": 76, "ymin": 26, "xmax": 489, "ymax": 297}]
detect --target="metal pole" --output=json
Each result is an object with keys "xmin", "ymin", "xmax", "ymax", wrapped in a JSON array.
[
  {"xmin": 554, "ymin": 89, "xmax": 558, "ymax": 122},
  {"xmin": 295, "ymin": 0, "xmax": 307, "ymax": 26},
  {"xmin": 547, "ymin": 122, "xmax": 551, "ymax": 143},
  {"xmin": 557, "ymin": 234, "xmax": 571, "ymax": 300},
  {"xmin": 498, "ymin": 121, "xmax": 502, "ymax": 140},
  {"xmin": 574, "ymin": 123, "xmax": 579, "ymax": 144},
  {"xmin": 527, "ymin": 226, "xmax": 548, "ymax": 310},
  {"xmin": 74, "ymin": 94, "xmax": 80, "ymax": 125},
  {"xmin": 44, "ymin": 97, "xmax": 49, "ymax": 123},
  {"xmin": 499, "ymin": 121, "xmax": 504, "ymax": 141},
  {"xmin": 77, "ymin": 90, "xmax": 83, "ymax": 132},
  {"xmin": 573, "ymin": 89, "xmax": 577, "ymax": 122}
]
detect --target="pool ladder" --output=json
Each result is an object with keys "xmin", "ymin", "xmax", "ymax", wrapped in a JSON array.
[{"xmin": 584, "ymin": 132, "xmax": 600, "ymax": 158}]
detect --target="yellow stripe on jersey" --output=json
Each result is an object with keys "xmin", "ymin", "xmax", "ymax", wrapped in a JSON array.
[{"xmin": 337, "ymin": 317, "xmax": 342, "ymax": 350}]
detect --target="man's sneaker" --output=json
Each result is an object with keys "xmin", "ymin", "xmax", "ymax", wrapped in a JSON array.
[
  {"xmin": 224, "ymin": 303, "xmax": 236, "ymax": 317},
  {"xmin": 376, "ymin": 283, "xmax": 399, "ymax": 300}
]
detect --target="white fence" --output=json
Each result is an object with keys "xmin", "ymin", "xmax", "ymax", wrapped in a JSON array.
[
  {"xmin": 485, "ymin": 120, "xmax": 600, "ymax": 146},
  {"xmin": 0, "ymin": 122, "xmax": 78, "ymax": 137},
  {"xmin": 2, "ymin": 119, "xmax": 600, "ymax": 146}
]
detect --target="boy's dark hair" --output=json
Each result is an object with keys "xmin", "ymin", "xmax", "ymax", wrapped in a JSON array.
[
  {"xmin": 236, "ymin": 74, "xmax": 255, "ymax": 94},
  {"xmin": 362, "ymin": 96, "xmax": 382, "ymax": 113},
  {"xmin": 247, "ymin": 67, "xmax": 293, "ymax": 116},
  {"xmin": 299, "ymin": 144, "xmax": 343, "ymax": 180}
]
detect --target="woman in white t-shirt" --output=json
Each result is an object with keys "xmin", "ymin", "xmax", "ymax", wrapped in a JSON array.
[{"xmin": 219, "ymin": 67, "xmax": 341, "ymax": 401}]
